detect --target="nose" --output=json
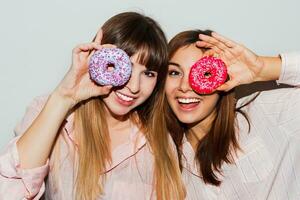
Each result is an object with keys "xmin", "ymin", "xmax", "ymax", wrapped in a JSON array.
[
  {"xmin": 178, "ymin": 72, "xmax": 192, "ymax": 93},
  {"xmin": 125, "ymin": 67, "xmax": 140, "ymax": 94}
]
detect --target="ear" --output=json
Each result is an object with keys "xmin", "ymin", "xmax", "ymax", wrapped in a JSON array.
[{"xmin": 94, "ymin": 28, "xmax": 103, "ymax": 44}]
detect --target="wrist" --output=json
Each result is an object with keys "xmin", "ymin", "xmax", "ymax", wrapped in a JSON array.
[
  {"xmin": 50, "ymin": 89, "xmax": 77, "ymax": 111},
  {"xmin": 256, "ymin": 56, "xmax": 282, "ymax": 82}
]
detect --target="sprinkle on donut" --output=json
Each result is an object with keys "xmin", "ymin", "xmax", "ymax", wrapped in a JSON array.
[
  {"xmin": 189, "ymin": 56, "xmax": 227, "ymax": 94},
  {"xmin": 89, "ymin": 48, "xmax": 132, "ymax": 86}
]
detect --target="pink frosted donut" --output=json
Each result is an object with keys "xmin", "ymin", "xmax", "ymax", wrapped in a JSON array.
[
  {"xmin": 89, "ymin": 48, "xmax": 132, "ymax": 86},
  {"xmin": 189, "ymin": 56, "xmax": 227, "ymax": 94}
]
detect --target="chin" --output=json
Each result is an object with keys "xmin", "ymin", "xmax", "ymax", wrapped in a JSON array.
[
  {"xmin": 176, "ymin": 114, "xmax": 201, "ymax": 124},
  {"xmin": 104, "ymin": 103, "xmax": 132, "ymax": 116},
  {"xmin": 109, "ymin": 108, "xmax": 131, "ymax": 116}
]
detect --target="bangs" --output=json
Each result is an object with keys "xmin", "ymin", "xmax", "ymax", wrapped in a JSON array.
[
  {"xmin": 100, "ymin": 12, "xmax": 168, "ymax": 73},
  {"xmin": 168, "ymin": 29, "xmax": 213, "ymax": 59},
  {"xmin": 117, "ymin": 34, "xmax": 167, "ymax": 72}
]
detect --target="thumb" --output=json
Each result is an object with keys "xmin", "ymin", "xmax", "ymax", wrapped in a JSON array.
[
  {"xmin": 216, "ymin": 80, "xmax": 237, "ymax": 92},
  {"xmin": 97, "ymin": 85, "xmax": 113, "ymax": 96}
]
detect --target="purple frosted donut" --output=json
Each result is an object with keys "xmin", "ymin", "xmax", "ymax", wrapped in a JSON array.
[{"xmin": 89, "ymin": 48, "xmax": 132, "ymax": 86}]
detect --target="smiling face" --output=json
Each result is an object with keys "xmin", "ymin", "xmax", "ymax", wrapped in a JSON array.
[
  {"xmin": 165, "ymin": 44, "xmax": 220, "ymax": 125},
  {"xmin": 102, "ymin": 53, "xmax": 157, "ymax": 117}
]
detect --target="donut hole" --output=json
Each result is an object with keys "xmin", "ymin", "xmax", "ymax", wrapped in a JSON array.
[
  {"xmin": 107, "ymin": 63, "xmax": 115, "ymax": 72},
  {"xmin": 204, "ymin": 71, "xmax": 212, "ymax": 78}
]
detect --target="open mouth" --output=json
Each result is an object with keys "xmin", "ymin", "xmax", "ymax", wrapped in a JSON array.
[
  {"xmin": 177, "ymin": 98, "xmax": 201, "ymax": 104},
  {"xmin": 177, "ymin": 97, "xmax": 201, "ymax": 110}
]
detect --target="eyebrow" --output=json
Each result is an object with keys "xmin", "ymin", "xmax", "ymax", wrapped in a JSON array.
[{"xmin": 168, "ymin": 62, "xmax": 180, "ymax": 68}]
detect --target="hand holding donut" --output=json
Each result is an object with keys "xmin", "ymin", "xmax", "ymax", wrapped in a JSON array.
[
  {"xmin": 196, "ymin": 32, "xmax": 265, "ymax": 92},
  {"xmin": 189, "ymin": 56, "xmax": 227, "ymax": 94},
  {"xmin": 89, "ymin": 48, "xmax": 132, "ymax": 87},
  {"xmin": 54, "ymin": 29, "xmax": 115, "ymax": 108}
]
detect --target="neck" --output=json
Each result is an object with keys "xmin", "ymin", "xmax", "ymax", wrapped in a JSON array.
[
  {"xmin": 106, "ymin": 110, "xmax": 132, "ymax": 131},
  {"xmin": 104, "ymin": 106, "xmax": 138, "ymax": 151},
  {"xmin": 187, "ymin": 109, "xmax": 217, "ymax": 150}
]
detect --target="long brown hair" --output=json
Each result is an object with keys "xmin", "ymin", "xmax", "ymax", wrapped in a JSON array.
[
  {"xmin": 166, "ymin": 30, "xmax": 254, "ymax": 186},
  {"xmin": 73, "ymin": 12, "xmax": 185, "ymax": 199}
]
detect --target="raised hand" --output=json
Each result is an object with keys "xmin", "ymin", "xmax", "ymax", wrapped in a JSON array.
[
  {"xmin": 54, "ymin": 29, "xmax": 116, "ymax": 107},
  {"xmin": 196, "ymin": 32, "xmax": 265, "ymax": 92},
  {"xmin": 16, "ymin": 30, "xmax": 117, "ymax": 170}
]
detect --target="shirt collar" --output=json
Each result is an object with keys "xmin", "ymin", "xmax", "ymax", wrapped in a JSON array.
[{"xmin": 182, "ymin": 134, "xmax": 201, "ymax": 177}]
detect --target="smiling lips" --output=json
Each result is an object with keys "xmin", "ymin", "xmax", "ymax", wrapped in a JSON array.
[
  {"xmin": 177, "ymin": 97, "xmax": 201, "ymax": 111},
  {"xmin": 115, "ymin": 91, "xmax": 136, "ymax": 106},
  {"xmin": 116, "ymin": 90, "xmax": 202, "ymax": 110}
]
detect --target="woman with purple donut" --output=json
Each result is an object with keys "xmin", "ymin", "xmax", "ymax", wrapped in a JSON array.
[
  {"xmin": 159, "ymin": 29, "xmax": 300, "ymax": 199},
  {"xmin": 0, "ymin": 12, "xmax": 185, "ymax": 199}
]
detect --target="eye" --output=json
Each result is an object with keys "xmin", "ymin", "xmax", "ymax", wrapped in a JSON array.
[
  {"xmin": 168, "ymin": 70, "xmax": 181, "ymax": 77},
  {"xmin": 144, "ymin": 70, "xmax": 157, "ymax": 77}
]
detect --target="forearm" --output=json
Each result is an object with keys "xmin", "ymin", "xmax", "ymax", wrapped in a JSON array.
[
  {"xmin": 16, "ymin": 92, "xmax": 73, "ymax": 169},
  {"xmin": 256, "ymin": 56, "xmax": 282, "ymax": 82}
]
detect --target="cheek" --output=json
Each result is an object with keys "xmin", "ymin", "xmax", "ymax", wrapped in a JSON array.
[
  {"xmin": 140, "ymin": 77, "xmax": 157, "ymax": 96},
  {"xmin": 165, "ymin": 77, "xmax": 177, "ymax": 97},
  {"xmin": 102, "ymin": 91, "xmax": 115, "ymax": 103},
  {"xmin": 203, "ymin": 95, "xmax": 220, "ymax": 112}
]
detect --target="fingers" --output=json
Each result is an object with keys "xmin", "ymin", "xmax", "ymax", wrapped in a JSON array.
[
  {"xmin": 94, "ymin": 29, "xmax": 103, "ymax": 44},
  {"xmin": 197, "ymin": 32, "xmax": 237, "ymax": 49},
  {"xmin": 195, "ymin": 33, "xmax": 244, "ymax": 92},
  {"xmin": 211, "ymin": 32, "xmax": 237, "ymax": 48},
  {"xmin": 93, "ymin": 28, "xmax": 117, "ymax": 49},
  {"xmin": 72, "ymin": 42, "xmax": 102, "ymax": 54},
  {"xmin": 196, "ymin": 40, "xmax": 212, "ymax": 49},
  {"xmin": 73, "ymin": 40, "xmax": 117, "ymax": 55},
  {"xmin": 82, "ymin": 74, "xmax": 114, "ymax": 98},
  {"xmin": 199, "ymin": 42, "xmax": 223, "ymax": 55},
  {"xmin": 201, "ymin": 49, "xmax": 229, "ymax": 66},
  {"xmin": 198, "ymin": 34, "xmax": 229, "ymax": 52},
  {"xmin": 196, "ymin": 40, "xmax": 224, "ymax": 55},
  {"xmin": 203, "ymin": 32, "xmax": 245, "ymax": 58},
  {"xmin": 201, "ymin": 47, "xmax": 234, "ymax": 67},
  {"xmin": 198, "ymin": 33, "xmax": 241, "ymax": 66},
  {"xmin": 84, "ymin": 73, "xmax": 113, "ymax": 97}
]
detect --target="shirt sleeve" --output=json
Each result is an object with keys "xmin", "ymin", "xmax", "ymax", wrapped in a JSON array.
[
  {"xmin": 274, "ymin": 53, "xmax": 300, "ymax": 135},
  {"xmin": 243, "ymin": 52, "xmax": 300, "ymax": 138},
  {"xmin": 277, "ymin": 52, "xmax": 300, "ymax": 86},
  {"xmin": 0, "ymin": 96, "xmax": 49, "ymax": 199}
]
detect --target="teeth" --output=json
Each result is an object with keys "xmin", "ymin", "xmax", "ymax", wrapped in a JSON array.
[
  {"xmin": 178, "ymin": 98, "xmax": 201, "ymax": 104},
  {"xmin": 116, "ymin": 92, "xmax": 134, "ymax": 102}
]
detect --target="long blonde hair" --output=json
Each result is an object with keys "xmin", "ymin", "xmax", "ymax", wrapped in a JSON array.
[{"xmin": 58, "ymin": 12, "xmax": 186, "ymax": 200}]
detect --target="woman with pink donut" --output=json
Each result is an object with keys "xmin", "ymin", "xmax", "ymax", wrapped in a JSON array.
[
  {"xmin": 0, "ymin": 12, "xmax": 185, "ymax": 199},
  {"xmin": 162, "ymin": 29, "xmax": 300, "ymax": 199}
]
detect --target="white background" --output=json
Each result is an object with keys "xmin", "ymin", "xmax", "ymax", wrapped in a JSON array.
[{"xmin": 0, "ymin": 0, "xmax": 299, "ymax": 150}]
